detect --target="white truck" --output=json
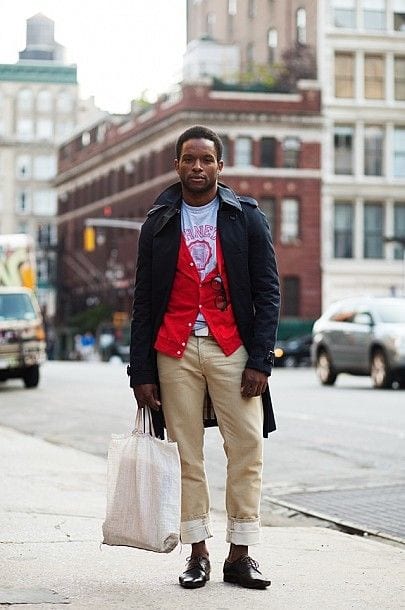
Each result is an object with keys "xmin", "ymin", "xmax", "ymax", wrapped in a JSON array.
[{"xmin": 0, "ymin": 234, "xmax": 46, "ymax": 388}]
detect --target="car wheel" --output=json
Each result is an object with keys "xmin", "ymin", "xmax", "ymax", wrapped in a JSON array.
[
  {"xmin": 23, "ymin": 365, "xmax": 39, "ymax": 388},
  {"xmin": 316, "ymin": 350, "xmax": 337, "ymax": 386},
  {"xmin": 370, "ymin": 350, "xmax": 393, "ymax": 389},
  {"xmin": 284, "ymin": 355, "xmax": 297, "ymax": 368}
]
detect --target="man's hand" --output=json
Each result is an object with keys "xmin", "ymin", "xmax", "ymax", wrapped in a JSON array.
[
  {"xmin": 241, "ymin": 368, "xmax": 268, "ymax": 398},
  {"xmin": 133, "ymin": 384, "xmax": 161, "ymax": 411}
]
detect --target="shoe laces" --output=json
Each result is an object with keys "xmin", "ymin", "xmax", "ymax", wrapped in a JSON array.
[
  {"xmin": 240, "ymin": 556, "xmax": 261, "ymax": 572},
  {"xmin": 185, "ymin": 555, "xmax": 209, "ymax": 569}
]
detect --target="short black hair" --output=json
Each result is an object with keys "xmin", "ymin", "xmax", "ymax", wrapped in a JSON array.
[{"xmin": 175, "ymin": 125, "xmax": 223, "ymax": 162}]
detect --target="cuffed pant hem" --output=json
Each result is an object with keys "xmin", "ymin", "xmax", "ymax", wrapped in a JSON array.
[
  {"xmin": 180, "ymin": 516, "xmax": 213, "ymax": 544},
  {"xmin": 226, "ymin": 518, "xmax": 261, "ymax": 545}
]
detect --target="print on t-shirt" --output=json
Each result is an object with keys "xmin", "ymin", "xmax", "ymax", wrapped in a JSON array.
[
  {"xmin": 188, "ymin": 240, "xmax": 213, "ymax": 272},
  {"xmin": 181, "ymin": 197, "xmax": 219, "ymax": 280}
]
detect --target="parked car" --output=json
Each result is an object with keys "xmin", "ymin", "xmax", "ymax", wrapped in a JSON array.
[
  {"xmin": 312, "ymin": 296, "xmax": 405, "ymax": 389},
  {"xmin": 274, "ymin": 334, "xmax": 313, "ymax": 367},
  {"xmin": 0, "ymin": 287, "xmax": 46, "ymax": 388}
]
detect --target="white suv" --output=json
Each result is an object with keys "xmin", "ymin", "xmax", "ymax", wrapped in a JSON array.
[{"xmin": 312, "ymin": 296, "xmax": 405, "ymax": 389}]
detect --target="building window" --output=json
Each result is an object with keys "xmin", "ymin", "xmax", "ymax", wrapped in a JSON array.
[
  {"xmin": 260, "ymin": 198, "xmax": 276, "ymax": 235},
  {"xmin": 335, "ymin": 52, "xmax": 355, "ymax": 98},
  {"xmin": 17, "ymin": 89, "xmax": 33, "ymax": 111},
  {"xmin": 16, "ymin": 119, "xmax": 34, "ymax": 139},
  {"xmin": 37, "ymin": 89, "xmax": 52, "ymax": 112},
  {"xmin": 16, "ymin": 190, "xmax": 31, "ymax": 214},
  {"xmin": 246, "ymin": 42, "xmax": 254, "ymax": 71},
  {"xmin": 33, "ymin": 155, "xmax": 57, "ymax": 180},
  {"xmin": 248, "ymin": 0, "xmax": 256, "ymax": 18},
  {"xmin": 37, "ymin": 223, "xmax": 57, "ymax": 247},
  {"xmin": 36, "ymin": 118, "xmax": 53, "ymax": 139},
  {"xmin": 260, "ymin": 137, "xmax": 277, "ymax": 167},
  {"xmin": 394, "ymin": 0, "xmax": 405, "ymax": 30},
  {"xmin": 228, "ymin": 0, "xmax": 237, "ymax": 16},
  {"xmin": 17, "ymin": 221, "xmax": 28, "ymax": 234},
  {"xmin": 296, "ymin": 8, "xmax": 307, "ymax": 44},
  {"xmin": 362, "ymin": 0, "xmax": 385, "ymax": 30},
  {"xmin": 394, "ymin": 127, "xmax": 405, "ymax": 177},
  {"xmin": 220, "ymin": 135, "xmax": 230, "ymax": 164},
  {"xmin": 334, "ymin": 202, "xmax": 354, "ymax": 258},
  {"xmin": 280, "ymin": 198, "xmax": 299, "ymax": 243},
  {"xmin": 394, "ymin": 203, "xmax": 405, "ymax": 259},
  {"xmin": 32, "ymin": 190, "xmax": 57, "ymax": 216},
  {"xmin": 97, "ymin": 123, "xmax": 107, "ymax": 142},
  {"xmin": 364, "ymin": 126, "xmax": 384, "ymax": 175},
  {"xmin": 235, "ymin": 136, "xmax": 252, "ymax": 166},
  {"xmin": 56, "ymin": 121, "xmax": 74, "ymax": 138},
  {"xmin": 206, "ymin": 12, "xmax": 215, "ymax": 36},
  {"xmin": 364, "ymin": 203, "xmax": 384, "ymax": 258},
  {"xmin": 334, "ymin": 125, "xmax": 354, "ymax": 174},
  {"xmin": 268, "ymin": 28, "xmax": 278, "ymax": 64},
  {"xmin": 57, "ymin": 91, "xmax": 74, "ymax": 112},
  {"xmin": 332, "ymin": 0, "xmax": 356, "ymax": 28},
  {"xmin": 16, "ymin": 155, "xmax": 31, "ymax": 180},
  {"xmin": 283, "ymin": 137, "xmax": 300, "ymax": 168},
  {"xmin": 394, "ymin": 56, "xmax": 405, "ymax": 100},
  {"xmin": 364, "ymin": 55, "xmax": 385, "ymax": 99},
  {"xmin": 81, "ymin": 131, "xmax": 91, "ymax": 146},
  {"xmin": 282, "ymin": 276, "xmax": 300, "ymax": 317}
]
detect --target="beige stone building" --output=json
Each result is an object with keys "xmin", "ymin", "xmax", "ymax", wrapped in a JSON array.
[{"xmin": 0, "ymin": 14, "xmax": 103, "ymax": 314}]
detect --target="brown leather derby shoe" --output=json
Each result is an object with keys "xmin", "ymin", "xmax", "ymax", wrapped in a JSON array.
[
  {"xmin": 179, "ymin": 556, "xmax": 211, "ymax": 589},
  {"xmin": 223, "ymin": 555, "xmax": 271, "ymax": 589}
]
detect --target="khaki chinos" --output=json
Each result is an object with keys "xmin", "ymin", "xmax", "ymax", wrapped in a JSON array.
[{"xmin": 157, "ymin": 335, "xmax": 264, "ymax": 546}]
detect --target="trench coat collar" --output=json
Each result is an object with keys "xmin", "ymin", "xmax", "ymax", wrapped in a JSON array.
[{"xmin": 151, "ymin": 181, "xmax": 242, "ymax": 212}]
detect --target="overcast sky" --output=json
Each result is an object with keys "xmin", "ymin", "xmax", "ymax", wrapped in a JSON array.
[{"xmin": 0, "ymin": 0, "xmax": 187, "ymax": 113}]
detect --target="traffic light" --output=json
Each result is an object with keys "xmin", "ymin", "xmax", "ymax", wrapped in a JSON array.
[{"xmin": 83, "ymin": 226, "xmax": 95, "ymax": 252}]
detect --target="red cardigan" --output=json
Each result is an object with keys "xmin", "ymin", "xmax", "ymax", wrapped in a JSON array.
[{"xmin": 154, "ymin": 235, "xmax": 242, "ymax": 358}]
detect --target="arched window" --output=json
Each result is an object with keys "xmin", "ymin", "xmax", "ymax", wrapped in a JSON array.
[{"xmin": 296, "ymin": 8, "xmax": 307, "ymax": 44}]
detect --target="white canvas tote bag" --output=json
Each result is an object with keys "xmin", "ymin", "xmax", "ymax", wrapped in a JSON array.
[{"xmin": 102, "ymin": 407, "xmax": 181, "ymax": 553}]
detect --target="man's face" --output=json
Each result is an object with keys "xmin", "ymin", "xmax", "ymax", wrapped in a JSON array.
[{"xmin": 175, "ymin": 138, "xmax": 223, "ymax": 199}]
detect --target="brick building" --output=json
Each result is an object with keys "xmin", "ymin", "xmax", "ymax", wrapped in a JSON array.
[{"xmin": 55, "ymin": 79, "xmax": 322, "ymax": 336}]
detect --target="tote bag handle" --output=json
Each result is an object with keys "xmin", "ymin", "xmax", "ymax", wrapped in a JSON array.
[{"xmin": 134, "ymin": 406, "xmax": 156, "ymax": 438}]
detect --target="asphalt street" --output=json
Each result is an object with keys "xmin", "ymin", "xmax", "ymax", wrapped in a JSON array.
[{"xmin": 1, "ymin": 361, "xmax": 404, "ymax": 541}]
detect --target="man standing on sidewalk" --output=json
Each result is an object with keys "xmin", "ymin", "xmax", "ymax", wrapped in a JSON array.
[{"xmin": 128, "ymin": 125, "xmax": 280, "ymax": 589}]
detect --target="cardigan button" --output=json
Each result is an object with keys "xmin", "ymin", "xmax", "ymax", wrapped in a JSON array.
[{"xmin": 177, "ymin": 350, "xmax": 181, "ymax": 355}]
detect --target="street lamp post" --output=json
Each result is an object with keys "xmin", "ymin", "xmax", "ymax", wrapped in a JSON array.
[{"xmin": 384, "ymin": 236, "xmax": 405, "ymax": 296}]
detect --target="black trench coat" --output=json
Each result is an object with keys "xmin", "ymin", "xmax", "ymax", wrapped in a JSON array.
[{"xmin": 128, "ymin": 182, "xmax": 280, "ymax": 438}]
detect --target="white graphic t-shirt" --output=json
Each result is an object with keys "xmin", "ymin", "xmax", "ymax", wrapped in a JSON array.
[{"xmin": 181, "ymin": 197, "xmax": 219, "ymax": 329}]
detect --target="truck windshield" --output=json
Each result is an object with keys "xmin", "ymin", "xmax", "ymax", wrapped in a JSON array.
[
  {"xmin": 376, "ymin": 300, "xmax": 405, "ymax": 323},
  {"xmin": 0, "ymin": 293, "xmax": 37, "ymax": 321}
]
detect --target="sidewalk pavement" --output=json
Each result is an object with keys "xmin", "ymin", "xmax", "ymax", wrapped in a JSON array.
[{"xmin": 0, "ymin": 426, "xmax": 404, "ymax": 610}]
